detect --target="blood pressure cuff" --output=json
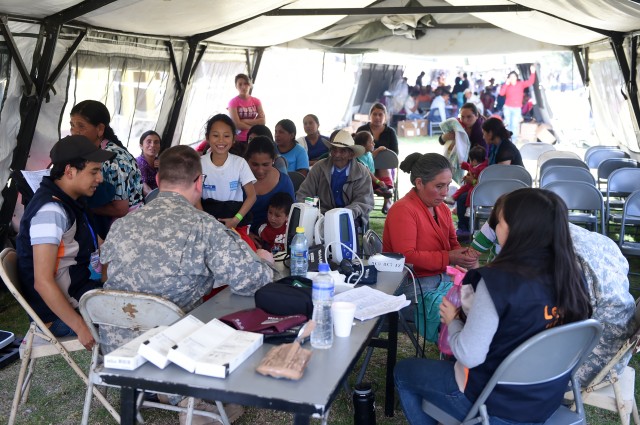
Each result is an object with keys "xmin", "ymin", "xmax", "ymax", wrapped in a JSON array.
[{"xmin": 255, "ymin": 276, "xmax": 313, "ymax": 319}]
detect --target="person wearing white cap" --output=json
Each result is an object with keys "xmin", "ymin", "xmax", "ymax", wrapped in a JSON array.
[{"xmin": 296, "ymin": 129, "xmax": 374, "ymax": 227}]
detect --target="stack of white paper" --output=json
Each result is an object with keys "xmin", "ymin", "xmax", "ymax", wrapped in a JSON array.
[
  {"xmin": 104, "ymin": 326, "xmax": 167, "ymax": 370},
  {"xmin": 138, "ymin": 315, "xmax": 204, "ymax": 369},
  {"xmin": 167, "ymin": 318, "xmax": 263, "ymax": 378},
  {"xmin": 333, "ymin": 286, "xmax": 410, "ymax": 321}
]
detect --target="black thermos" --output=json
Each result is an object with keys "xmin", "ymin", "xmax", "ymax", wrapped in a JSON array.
[{"xmin": 353, "ymin": 382, "xmax": 376, "ymax": 425}]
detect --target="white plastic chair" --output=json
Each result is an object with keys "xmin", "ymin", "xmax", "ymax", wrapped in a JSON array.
[
  {"xmin": 422, "ymin": 319, "xmax": 602, "ymax": 425},
  {"xmin": 78, "ymin": 289, "xmax": 230, "ymax": 425},
  {"xmin": 0, "ymin": 248, "xmax": 116, "ymax": 425}
]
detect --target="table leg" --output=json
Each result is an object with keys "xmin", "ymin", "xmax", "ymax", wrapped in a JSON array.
[
  {"xmin": 120, "ymin": 386, "xmax": 138, "ymax": 425},
  {"xmin": 293, "ymin": 413, "xmax": 311, "ymax": 425},
  {"xmin": 385, "ymin": 311, "xmax": 398, "ymax": 417}
]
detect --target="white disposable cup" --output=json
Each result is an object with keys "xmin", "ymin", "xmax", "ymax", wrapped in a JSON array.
[{"xmin": 332, "ymin": 301, "xmax": 357, "ymax": 337}]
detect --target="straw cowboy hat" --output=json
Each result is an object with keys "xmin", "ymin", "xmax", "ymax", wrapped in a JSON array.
[{"xmin": 323, "ymin": 129, "xmax": 366, "ymax": 157}]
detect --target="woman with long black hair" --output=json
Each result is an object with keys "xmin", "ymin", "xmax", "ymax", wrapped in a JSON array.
[{"xmin": 395, "ymin": 188, "xmax": 592, "ymax": 424}]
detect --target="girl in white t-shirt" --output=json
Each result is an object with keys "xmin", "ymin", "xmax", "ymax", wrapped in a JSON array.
[{"xmin": 200, "ymin": 114, "xmax": 257, "ymax": 229}]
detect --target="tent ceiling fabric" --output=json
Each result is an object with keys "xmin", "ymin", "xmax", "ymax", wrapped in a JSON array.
[{"xmin": 0, "ymin": 0, "xmax": 639, "ymax": 52}]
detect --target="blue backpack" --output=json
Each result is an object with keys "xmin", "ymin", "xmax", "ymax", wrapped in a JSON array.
[{"xmin": 415, "ymin": 279, "xmax": 453, "ymax": 343}]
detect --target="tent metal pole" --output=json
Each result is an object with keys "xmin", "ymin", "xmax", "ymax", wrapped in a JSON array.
[
  {"xmin": 610, "ymin": 34, "xmax": 640, "ymax": 135},
  {"xmin": 250, "ymin": 48, "xmax": 264, "ymax": 84},
  {"xmin": 162, "ymin": 39, "xmax": 199, "ymax": 150},
  {"xmin": 572, "ymin": 47, "xmax": 587, "ymax": 87},
  {"xmin": 0, "ymin": 16, "xmax": 35, "ymax": 94},
  {"xmin": 266, "ymin": 5, "xmax": 531, "ymax": 16},
  {"xmin": 190, "ymin": 44, "xmax": 207, "ymax": 81},
  {"xmin": 0, "ymin": 22, "xmax": 61, "ymax": 243},
  {"xmin": 46, "ymin": 30, "xmax": 87, "ymax": 96}
]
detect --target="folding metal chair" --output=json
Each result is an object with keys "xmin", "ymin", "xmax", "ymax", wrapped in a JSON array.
[
  {"xmin": 288, "ymin": 171, "xmax": 306, "ymax": 192},
  {"xmin": 422, "ymin": 319, "xmax": 602, "ymax": 425},
  {"xmin": 477, "ymin": 164, "xmax": 532, "ymax": 187},
  {"xmin": 583, "ymin": 145, "xmax": 619, "ymax": 162},
  {"xmin": 597, "ymin": 158, "xmax": 638, "ymax": 192},
  {"xmin": 79, "ymin": 289, "xmax": 231, "ymax": 425},
  {"xmin": 0, "ymin": 248, "xmax": 116, "ymax": 425},
  {"xmin": 619, "ymin": 190, "xmax": 640, "ymax": 258},
  {"xmin": 538, "ymin": 158, "xmax": 589, "ymax": 184},
  {"xmin": 585, "ymin": 148, "xmax": 629, "ymax": 169},
  {"xmin": 373, "ymin": 149, "xmax": 400, "ymax": 201},
  {"xmin": 605, "ymin": 168, "xmax": 640, "ymax": 234},
  {"xmin": 567, "ymin": 299, "xmax": 640, "ymax": 425},
  {"xmin": 543, "ymin": 181, "xmax": 606, "ymax": 234},
  {"xmin": 536, "ymin": 150, "xmax": 582, "ymax": 184},
  {"xmin": 469, "ymin": 179, "xmax": 528, "ymax": 233},
  {"xmin": 539, "ymin": 166, "xmax": 596, "ymax": 188},
  {"xmin": 518, "ymin": 142, "xmax": 555, "ymax": 161}
]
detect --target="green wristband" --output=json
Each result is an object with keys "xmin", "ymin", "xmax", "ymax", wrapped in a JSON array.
[{"xmin": 235, "ymin": 213, "xmax": 243, "ymax": 221}]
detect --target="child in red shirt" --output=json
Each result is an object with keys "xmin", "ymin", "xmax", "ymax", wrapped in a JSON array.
[
  {"xmin": 258, "ymin": 192, "xmax": 293, "ymax": 254},
  {"xmin": 451, "ymin": 146, "xmax": 488, "ymax": 207}
]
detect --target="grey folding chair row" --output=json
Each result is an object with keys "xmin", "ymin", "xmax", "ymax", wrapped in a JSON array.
[
  {"xmin": 542, "ymin": 180, "xmax": 606, "ymax": 235},
  {"xmin": 583, "ymin": 145, "xmax": 619, "ymax": 162},
  {"xmin": 469, "ymin": 179, "xmax": 528, "ymax": 233},
  {"xmin": 422, "ymin": 319, "xmax": 602, "ymax": 425},
  {"xmin": 477, "ymin": 164, "xmax": 532, "ymax": 187}
]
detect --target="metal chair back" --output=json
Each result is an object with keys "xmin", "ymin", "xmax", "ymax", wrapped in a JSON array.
[
  {"xmin": 543, "ymin": 181, "xmax": 606, "ymax": 234},
  {"xmin": 539, "ymin": 158, "xmax": 589, "ymax": 181},
  {"xmin": 540, "ymin": 166, "xmax": 596, "ymax": 188},
  {"xmin": 478, "ymin": 164, "xmax": 532, "ymax": 187},
  {"xmin": 597, "ymin": 158, "xmax": 638, "ymax": 191},
  {"xmin": 586, "ymin": 148, "xmax": 629, "ymax": 169},
  {"xmin": 469, "ymin": 179, "xmax": 528, "ymax": 232},
  {"xmin": 518, "ymin": 142, "xmax": 555, "ymax": 161}
]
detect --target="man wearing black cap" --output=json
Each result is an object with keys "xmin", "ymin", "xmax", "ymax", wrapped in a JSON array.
[{"xmin": 16, "ymin": 135, "xmax": 115, "ymax": 350}]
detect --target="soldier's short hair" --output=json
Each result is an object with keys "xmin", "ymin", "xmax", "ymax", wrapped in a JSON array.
[{"xmin": 158, "ymin": 145, "xmax": 202, "ymax": 187}]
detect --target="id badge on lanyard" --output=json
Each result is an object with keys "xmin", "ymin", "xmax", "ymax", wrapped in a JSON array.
[{"xmin": 84, "ymin": 213, "xmax": 102, "ymax": 281}]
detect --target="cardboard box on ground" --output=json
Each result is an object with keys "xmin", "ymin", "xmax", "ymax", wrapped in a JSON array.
[
  {"xmin": 520, "ymin": 122, "xmax": 556, "ymax": 144},
  {"xmin": 397, "ymin": 119, "xmax": 428, "ymax": 137}
]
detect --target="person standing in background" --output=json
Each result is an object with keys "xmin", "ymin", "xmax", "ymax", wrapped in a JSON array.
[
  {"xmin": 499, "ymin": 65, "xmax": 536, "ymax": 142},
  {"xmin": 228, "ymin": 73, "xmax": 266, "ymax": 144}
]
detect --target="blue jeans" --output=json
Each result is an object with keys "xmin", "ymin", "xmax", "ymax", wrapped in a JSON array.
[
  {"xmin": 47, "ymin": 318, "xmax": 76, "ymax": 337},
  {"xmin": 395, "ymin": 358, "xmax": 472, "ymax": 425},
  {"xmin": 395, "ymin": 358, "xmax": 544, "ymax": 425},
  {"xmin": 503, "ymin": 106, "xmax": 522, "ymax": 142}
]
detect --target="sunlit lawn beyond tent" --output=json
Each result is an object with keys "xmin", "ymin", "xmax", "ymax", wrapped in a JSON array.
[{"xmin": 0, "ymin": 136, "xmax": 638, "ymax": 424}]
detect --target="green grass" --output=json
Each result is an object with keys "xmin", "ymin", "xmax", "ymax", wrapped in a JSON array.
[{"xmin": 1, "ymin": 135, "xmax": 638, "ymax": 423}]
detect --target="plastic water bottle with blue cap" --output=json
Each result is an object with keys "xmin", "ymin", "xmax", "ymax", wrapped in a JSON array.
[
  {"xmin": 311, "ymin": 262, "xmax": 334, "ymax": 349},
  {"xmin": 289, "ymin": 226, "xmax": 308, "ymax": 277}
]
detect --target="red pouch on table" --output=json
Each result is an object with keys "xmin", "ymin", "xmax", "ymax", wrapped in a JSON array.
[{"xmin": 219, "ymin": 308, "xmax": 306, "ymax": 335}]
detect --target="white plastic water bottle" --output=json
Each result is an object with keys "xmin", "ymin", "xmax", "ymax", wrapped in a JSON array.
[
  {"xmin": 311, "ymin": 263, "xmax": 334, "ymax": 349},
  {"xmin": 289, "ymin": 226, "xmax": 308, "ymax": 277}
]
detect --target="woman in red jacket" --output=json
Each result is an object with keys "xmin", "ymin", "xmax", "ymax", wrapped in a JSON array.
[{"xmin": 383, "ymin": 153, "xmax": 476, "ymax": 320}]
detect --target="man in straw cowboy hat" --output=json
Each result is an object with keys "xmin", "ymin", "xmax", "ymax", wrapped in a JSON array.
[{"xmin": 296, "ymin": 129, "xmax": 374, "ymax": 227}]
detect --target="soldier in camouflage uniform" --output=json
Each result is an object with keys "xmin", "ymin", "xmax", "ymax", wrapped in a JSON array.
[
  {"xmin": 569, "ymin": 224, "xmax": 637, "ymax": 385},
  {"xmin": 99, "ymin": 145, "xmax": 275, "ymax": 353}
]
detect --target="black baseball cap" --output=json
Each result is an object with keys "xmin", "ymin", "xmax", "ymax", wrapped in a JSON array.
[{"xmin": 50, "ymin": 135, "xmax": 115, "ymax": 164}]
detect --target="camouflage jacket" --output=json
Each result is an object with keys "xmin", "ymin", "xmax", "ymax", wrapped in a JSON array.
[
  {"xmin": 570, "ymin": 224, "xmax": 637, "ymax": 385},
  {"xmin": 99, "ymin": 191, "xmax": 274, "ymax": 352}
]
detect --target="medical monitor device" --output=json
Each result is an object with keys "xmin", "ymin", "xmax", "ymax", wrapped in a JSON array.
[
  {"xmin": 286, "ymin": 202, "xmax": 319, "ymax": 248},
  {"xmin": 323, "ymin": 208, "xmax": 356, "ymax": 262}
]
